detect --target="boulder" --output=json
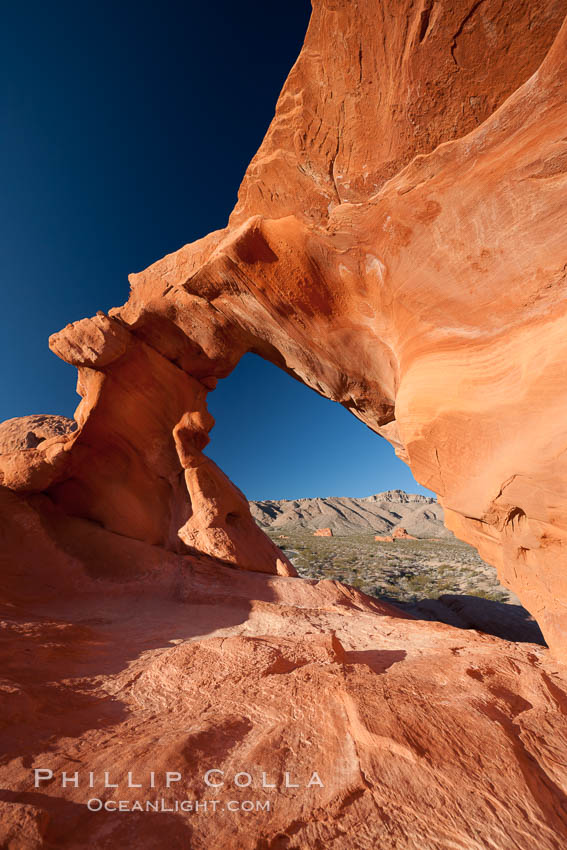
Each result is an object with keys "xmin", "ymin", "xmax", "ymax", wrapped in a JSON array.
[{"xmin": 375, "ymin": 527, "xmax": 417, "ymax": 542}]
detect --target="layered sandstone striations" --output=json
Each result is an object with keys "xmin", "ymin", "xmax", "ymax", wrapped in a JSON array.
[
  {"xmin": 2, "ymin": 0, "xmax": 566, "ymax": 644},
  {"xmin": 112, "ymin": 0, "xmax": 566, "ymax": 653},
  {"xmin": 1, "ymin": 0, "xmax": 567, "ymax": 845},
  {"xmin": 2, "ymin": 0, "xmax": 566, "ymax": 646}
]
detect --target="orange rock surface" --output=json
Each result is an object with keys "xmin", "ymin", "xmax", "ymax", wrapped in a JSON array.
[
  {"xmin": 313, "ymin": 528, "xmax": 333, "ymax": 537},
  {"xmin": 1, "ymin": 488, "xmax": 567, "ymax": 848},
  {"xmin": 107, "ymin": 0, "xmax": 566, "ymax": 654},
  {"xmin": 2, "ymin": 0, "xmax": 567, "ymax": 846},
  {"xmin": 1, "ymin": 0, "xmax": 565, "ymax": 649},
  {"xmin": 375, "ymin": 527, "xmax": 418, "ymax": 542}
]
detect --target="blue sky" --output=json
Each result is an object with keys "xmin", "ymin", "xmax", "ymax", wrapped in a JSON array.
[
  {"xmin": 208, "ymin": 354, "xmax": 432, "ymax": 501},
  {"xmin": 1, "ymin": 0, "xmax": 430, "ymax": 500}
]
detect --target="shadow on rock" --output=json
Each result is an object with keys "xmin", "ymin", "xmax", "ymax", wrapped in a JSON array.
[
  {"xmin": 383, "ymin": 593, "xmax": 546, "ymax": 645},
  {"xmin": 0, "ymin": 790, "xmax": 191, "ymax": 849},
  {"xmin": 345, "ymin": 649, "xmax": 406, "ymax": 673}
]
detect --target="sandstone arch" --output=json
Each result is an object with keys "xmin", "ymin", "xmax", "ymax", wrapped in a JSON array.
[{"xmin": 1, "ymin": 0, "xmax": 567, "ymax": 657}]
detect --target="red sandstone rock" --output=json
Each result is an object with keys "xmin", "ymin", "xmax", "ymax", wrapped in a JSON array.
[
  {"xmin": 375, "ymin": 527, "xmax": 418, "ymax": 542},
  {"xmin": 392, "ymin": 527, "xmax": 415, "ymax": 540},
  {"xmin": 173, "ymin": 412, "xmax": 295, "ymax": 575},
  {"xmin": 0, "ymin": 801, "xmax": 49, "ymax": 850},
  {"xmin": 0, "ymin": 314, "xmax": 293, "ymax": 575},
  {"xmin": 3, "ymin": 0, "xmax": 566, "ymax": 646},
  {"xmin": 0, "ymin": 489, "xmax": 566, "ymax": 848},
  {"xmin": 2, "ymin": 1, "xmax": 567, "ymax": 846},
  {"xmin": 110, "ymin": 3, "xmax": 567, "ymax": 654},
  {"xmin": 0, "ymin": 415, "xmax": 76, "ymax": 452},
  {"xmin": 0, "ymin": 415, "xmax": 76, "ymax": 493},
  {"xmin": 313, "ymin": 527, "xmax": 333, "ymax": 537}
]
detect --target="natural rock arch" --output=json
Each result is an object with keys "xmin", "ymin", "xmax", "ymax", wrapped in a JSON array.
[{"xmin": 1, "ymin": 0, "xmax": 567, "ymax": 657}]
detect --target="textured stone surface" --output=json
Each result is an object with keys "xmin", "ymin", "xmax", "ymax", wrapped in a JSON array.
[
  {"xmin": 0, "ymin": 315, "xmax": 292, "ymax": 575},
  {"xmin": 173, "ymin": 411, "xmax": 295, "ymax": 575},
  {"xmin": 0, "ymin": 801, "xmax": 49, "ymax": 850},
  {"xmin": 313, "ymin": 527, "xmax": 333, "ymax": 537},
  {"xmin": 0, "ymin": 415, "xmax": 76, "ymax": 453},
  {"xmin": 251, "ymin": 490, "xmax": 450, "ymax": 537},
  {"xmin": 110, "ymin": 0, "xmax": 567, "ymax": 652},
  {"xmin": 0, "ymin": 415, "xmax": 77, "ymax": 492},
  {"xmin": 1, "ymin": 1, "xmax": 567, "ymax": 845},
  {"xmin": 2, "ymin": 0, "xmax": 566, "ymax": 644},
  {"xmin": 0, "ymin": 489, "xmax": 566, "ymax": 849}
]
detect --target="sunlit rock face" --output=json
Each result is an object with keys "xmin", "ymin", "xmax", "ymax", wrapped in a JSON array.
[
  {"xmin": 9, "ymin": 0, "xmax": 562, "ymax": 649},
  {"xmin": 122, "ymin": 0, "xmax": 567, "ymax": 654},
  {"xmin": 2, "ymin": 2, "xmax": 567, "ymax": 846}
]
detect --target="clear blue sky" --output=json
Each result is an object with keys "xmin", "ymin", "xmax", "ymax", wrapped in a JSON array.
[{"xmin": 2, "ymin": 0, "xmax": 431, "ymax": 501}]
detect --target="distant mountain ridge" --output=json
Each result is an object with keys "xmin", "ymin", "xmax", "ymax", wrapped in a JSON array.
[{"xmin": 250, "ymin": 489, "xmax": 452, "ymax": 538}]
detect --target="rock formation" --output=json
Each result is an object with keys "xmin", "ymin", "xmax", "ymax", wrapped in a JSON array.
[
  {"xmin": 0, "ymin": 315, "xmax": 294, "ymax": 577},
  {"xmin": 1, "ymin": 0, "xmax": 566, "ymax": 649},
  {"xmin": 1, "ymin": 489, "xmax": 567, "ymax": 848},
  {"xmin": 2, "ymin": 0, "xmax": 567, "ymax": 846},
  {"xmin": 375, "ymin": 527, "xmax": 418, "ymax": 542},
  {"xmin": 313, "ymin": 527, "xmax": 333, "ymax": 537},
  {"xmin": 1, "ymin": 0, "xmax": 563, "ymax": 651}
]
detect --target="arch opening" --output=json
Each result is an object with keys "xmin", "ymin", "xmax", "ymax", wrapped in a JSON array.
[{"xmin": 204, "ymin": 354, "xmax": 545, "ymax": 645}]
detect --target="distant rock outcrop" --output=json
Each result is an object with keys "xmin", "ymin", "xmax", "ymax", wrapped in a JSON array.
[
  {"xmin": 313, "ymin": 527, "xmax": 333, "ymax": 537},
  {"xmin": 251, "ymin": 491, "xmax": 450, "ymax": 538},
  {"xmin": 375, "ymin": 527, "xmax": 418, "ymax": 542}
]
